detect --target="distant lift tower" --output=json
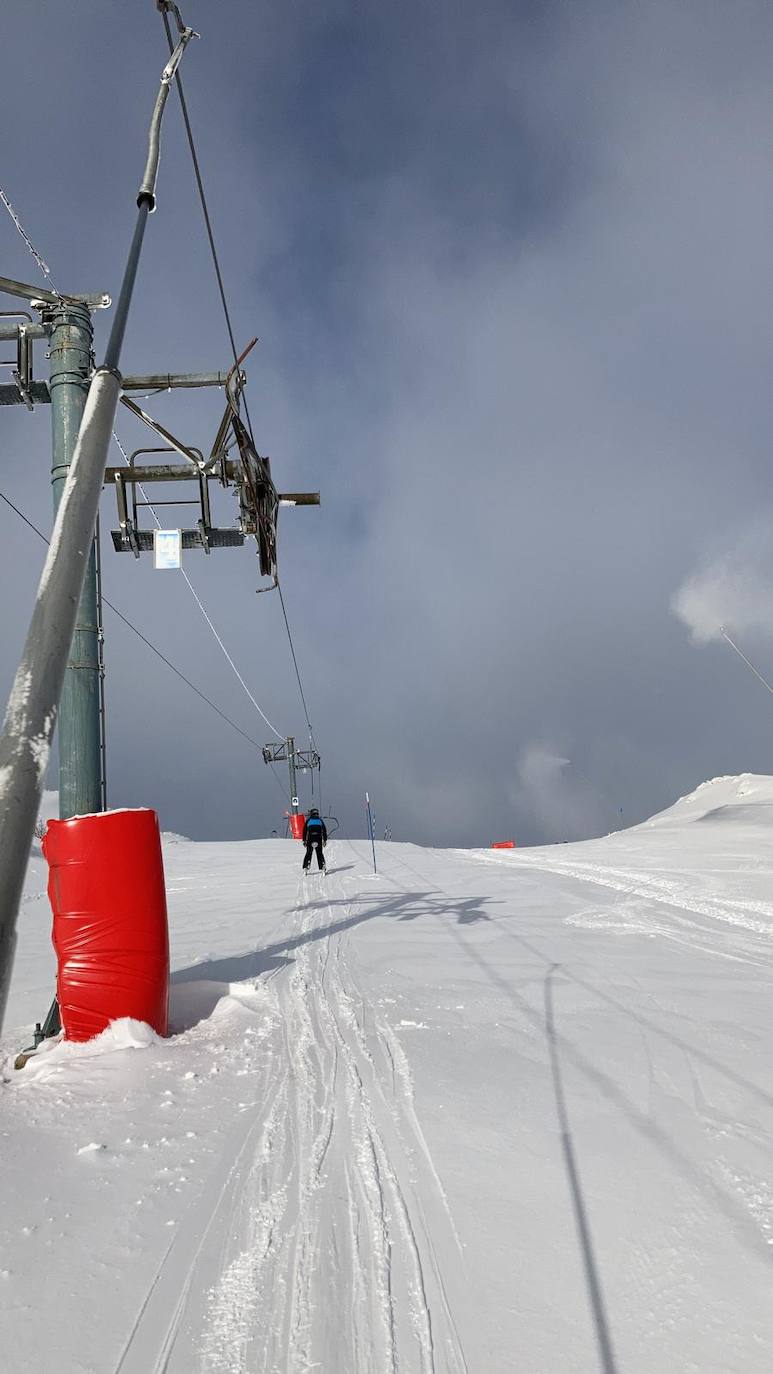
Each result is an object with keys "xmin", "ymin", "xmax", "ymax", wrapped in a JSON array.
[{"xmin": 262, "ymin": 736, "xmax": 321, "ymax": 825}]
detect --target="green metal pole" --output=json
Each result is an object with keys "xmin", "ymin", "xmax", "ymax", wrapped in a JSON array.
[
  {"xmin": 49, "ymin": 301, "xmax": 103, "ymax": 819},
  {"xmin": 288, "ymin": 736, "xmax": 299, "ymax": 812}
]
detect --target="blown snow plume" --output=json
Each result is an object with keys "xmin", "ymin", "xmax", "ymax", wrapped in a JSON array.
[
  {"xmin": 512, "ymin": 744, "xmax": 606, "ymax": 843},
  {"xmin": 672, "ymin": 529, "xmax": 773, "ymax": 697},
  {"xmin": 672, "ymin": 530, "xmax": 773, "ymax": 645}
]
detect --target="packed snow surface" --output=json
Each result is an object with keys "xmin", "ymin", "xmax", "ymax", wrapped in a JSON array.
[{"xmin": 3, "ymin": 773, "xmax": 773, "ymax": 1372}]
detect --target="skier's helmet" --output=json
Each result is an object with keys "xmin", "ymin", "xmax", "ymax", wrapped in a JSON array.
[{"xmin": 309, "ymin": 807, "xmax": 320, "ymax": 818}]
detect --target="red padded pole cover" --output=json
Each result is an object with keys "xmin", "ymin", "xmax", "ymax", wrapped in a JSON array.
[
  {"xmin": 289, "ymin": 812, "xmax": 306, "ymax": 840},
  {"xmin": 43, "ymin": 809, "xmax": 169, "ymax": 1042},
  {"xmin": 490, "ymin": 840, "xmax": 516, "ymax": 849}
]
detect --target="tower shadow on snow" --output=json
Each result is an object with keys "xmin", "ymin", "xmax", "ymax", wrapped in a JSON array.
[
  {"xmin": 169, "ymin": 886, "xmax": 498, "ymax": 1030},
  {"xmin": 544, "ymin": 964, "xmax": 620, "ymax": 1374}
]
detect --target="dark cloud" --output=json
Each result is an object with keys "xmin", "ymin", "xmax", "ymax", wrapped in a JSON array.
[{"xmin": 2, "ymin": 0, "xmax": 773, "ymax": 847}]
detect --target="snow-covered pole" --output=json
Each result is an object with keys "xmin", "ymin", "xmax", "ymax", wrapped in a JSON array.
[
  {"xmin": 49, "ymin": 299, "xmax": 103, "ymax": 822},
  {"xmin": 366, "ymin": 792, "xmax": 377, "ymax": 874},
  {"xmin": 0, "ymin": 22, "xmax": 197, "ymax": 1032}
]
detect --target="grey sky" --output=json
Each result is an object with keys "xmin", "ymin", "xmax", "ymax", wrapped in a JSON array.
[{"xmin": 2, "ymin": 0, "xmax": 773, "ymax": 846}]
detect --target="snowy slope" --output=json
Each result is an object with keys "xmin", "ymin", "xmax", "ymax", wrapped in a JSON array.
[{"xmin": 2, "ymin": 775, "xmax": 773, "ymax": 1373}]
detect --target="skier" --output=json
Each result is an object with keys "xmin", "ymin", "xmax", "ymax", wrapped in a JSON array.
[{"xmin": 302, "ymin": 807, "xmax": 327, "ymax": 872}]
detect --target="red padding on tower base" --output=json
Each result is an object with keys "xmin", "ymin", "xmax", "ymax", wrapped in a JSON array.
[
  {"xmin": 43, "ymin": 809, "xmax": 170, "ymax": 1042},
  {"xmin": 289, "ymin": 812, "xmax": 306, "ymax": 840},
  {"xmin": 490, "ymin": 840, "xmax": 516, "ymax": 849}
]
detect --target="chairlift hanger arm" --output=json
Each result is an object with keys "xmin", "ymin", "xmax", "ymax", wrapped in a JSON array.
[
  {"xmin": 225, "ymin": 337, "xmax": 257, "ymax": 417},
  {"xmin": 137, "ymin": 23, "xmax": 198, "ymax": 212},
  {"xmin": 201, "ymin": 337, "xmax": 256, "ymax": 473},
  {"xmin": 205, "ymin": 397, "xmax": 236, "ymax": 474},
  {"xmin": 157, "ymin": 0, "xmax": 188, "ymax": 35}
]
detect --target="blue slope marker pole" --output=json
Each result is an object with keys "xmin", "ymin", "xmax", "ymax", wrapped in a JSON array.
[{"xmin": 366, "ymin": 792, "xmax": 377, "ymax": 874}]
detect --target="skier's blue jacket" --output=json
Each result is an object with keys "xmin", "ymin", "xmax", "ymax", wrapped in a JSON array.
[{"xmin": 302, "ymin": 816, "xmax": 327, "ymax": 844}]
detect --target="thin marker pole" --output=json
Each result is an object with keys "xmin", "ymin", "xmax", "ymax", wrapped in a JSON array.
[{"xmin": 366, "ymin": 792, "xmax": 377, "ymax": 874}]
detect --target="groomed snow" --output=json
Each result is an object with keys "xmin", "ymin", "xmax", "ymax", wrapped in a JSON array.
[{"xmin": 2, "ymin": 774, "xmax": 773, "ymax": 1372}]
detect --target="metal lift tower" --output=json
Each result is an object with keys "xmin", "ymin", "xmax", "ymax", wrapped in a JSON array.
[{"xmin": 0, "ymin": 7, "xmax": 320, "ymax": 1031}]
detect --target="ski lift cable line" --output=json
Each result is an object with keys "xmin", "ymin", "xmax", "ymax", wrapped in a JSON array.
[
  {"xmin": 111, "ymin": 429, "xmax": 284, "ymax": 740},
  {"xmin": 0, "ymin": 488, "xmax": 267, "ymax": 755},
  {"xmin": 720, "ymin": 626, "xmax": 773, "ymax": 697},
  {"xmin": 277, "ymin": 579, "xmax": 317, "ymax": 747},
  {"xmin": 268, "ymin": 758, "xmax": 290, "ymax": 803},
  {"xmin": 179, "ymin": 564, "xmax": 284, "ymax": 739},
  {"xmin": 157, "ymin": 13, "xmax": 321, "ymax": 752},
  {"xmin": 0, "ymin": 186, "xmax": 59, "ymax": 295},
  {"xmin": 159, "ymin": 4, "xmax": 256, "ymax": 445},
  {"xmin": 158, "ymin": 5, "xmax": 322, "ymax": 755}
]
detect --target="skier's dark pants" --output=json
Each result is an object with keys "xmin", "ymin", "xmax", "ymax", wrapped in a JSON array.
[{"xmin": 303, "ymin": 839, "xmax": 325, "ymax": 870}]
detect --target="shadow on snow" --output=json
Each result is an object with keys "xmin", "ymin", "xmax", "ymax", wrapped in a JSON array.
[{"xmin": 169, "ymin": 886, "xmax": 497, "ymax": 1033}]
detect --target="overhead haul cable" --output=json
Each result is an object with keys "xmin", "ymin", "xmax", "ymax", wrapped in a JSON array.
[
  {"xmin": 0, "ymin": 187, "xmax": 59, "ymax": 295},
  {"xmin": 110, "ymin": 428, "xmax": 284, "ymax": 739},
  {"xmin": 158, "ymin": 2, "xmax": 323, "ymax": 766},
  {"xmin": 268, "ymin": 759, "xmax": 291, "ymax": 803},
  {"xmin": 159, "ymin": 2, "xmax": 256, "ymax": 444},
  {"xmin": 0, "ymin": 488, "xmax": 268, "ymax": 757},
  {"xmin": 277, "ymin": 581, "xmax": 315, "ymax": 743}
]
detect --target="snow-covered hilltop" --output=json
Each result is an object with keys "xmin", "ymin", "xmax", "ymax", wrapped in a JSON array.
[{"xmin": 2, "ymin": 775, "xmax": 773, "ymax": 1372}]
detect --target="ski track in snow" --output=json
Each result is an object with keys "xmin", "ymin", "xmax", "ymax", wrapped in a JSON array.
[
  {"xmin": 119, "ymin": 845, "xmax": 468, "ymax": 1374},
  {"xmin": 459, "ymin": 848, "xmax": 773, "ymax": 965}
]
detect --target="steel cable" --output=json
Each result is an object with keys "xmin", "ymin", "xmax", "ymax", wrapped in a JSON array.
[
  {"xmin": 277, "ymin": 580, "xmax": 315, "ymax": 744},
  {"xmin": 720, "ymin": 627, "xmax": 773, "ymax": 697},
  {"xmin": 159, "ymin": 7, "xmax": 256, "ymax": 444},
  {"xmin": 157, "ymin": 10, "xmax": 324, "ymax": 775},
  {"xmin": 111, "ymin": 429, "xmax": 284, "ymax": 739},
  {"xmin": 0, "ymin": 186, "xmax": 59, "ymax": 294},
  {"xmin": 0, "ymin": 488, "xmax": 267, "ymax": 756}
]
